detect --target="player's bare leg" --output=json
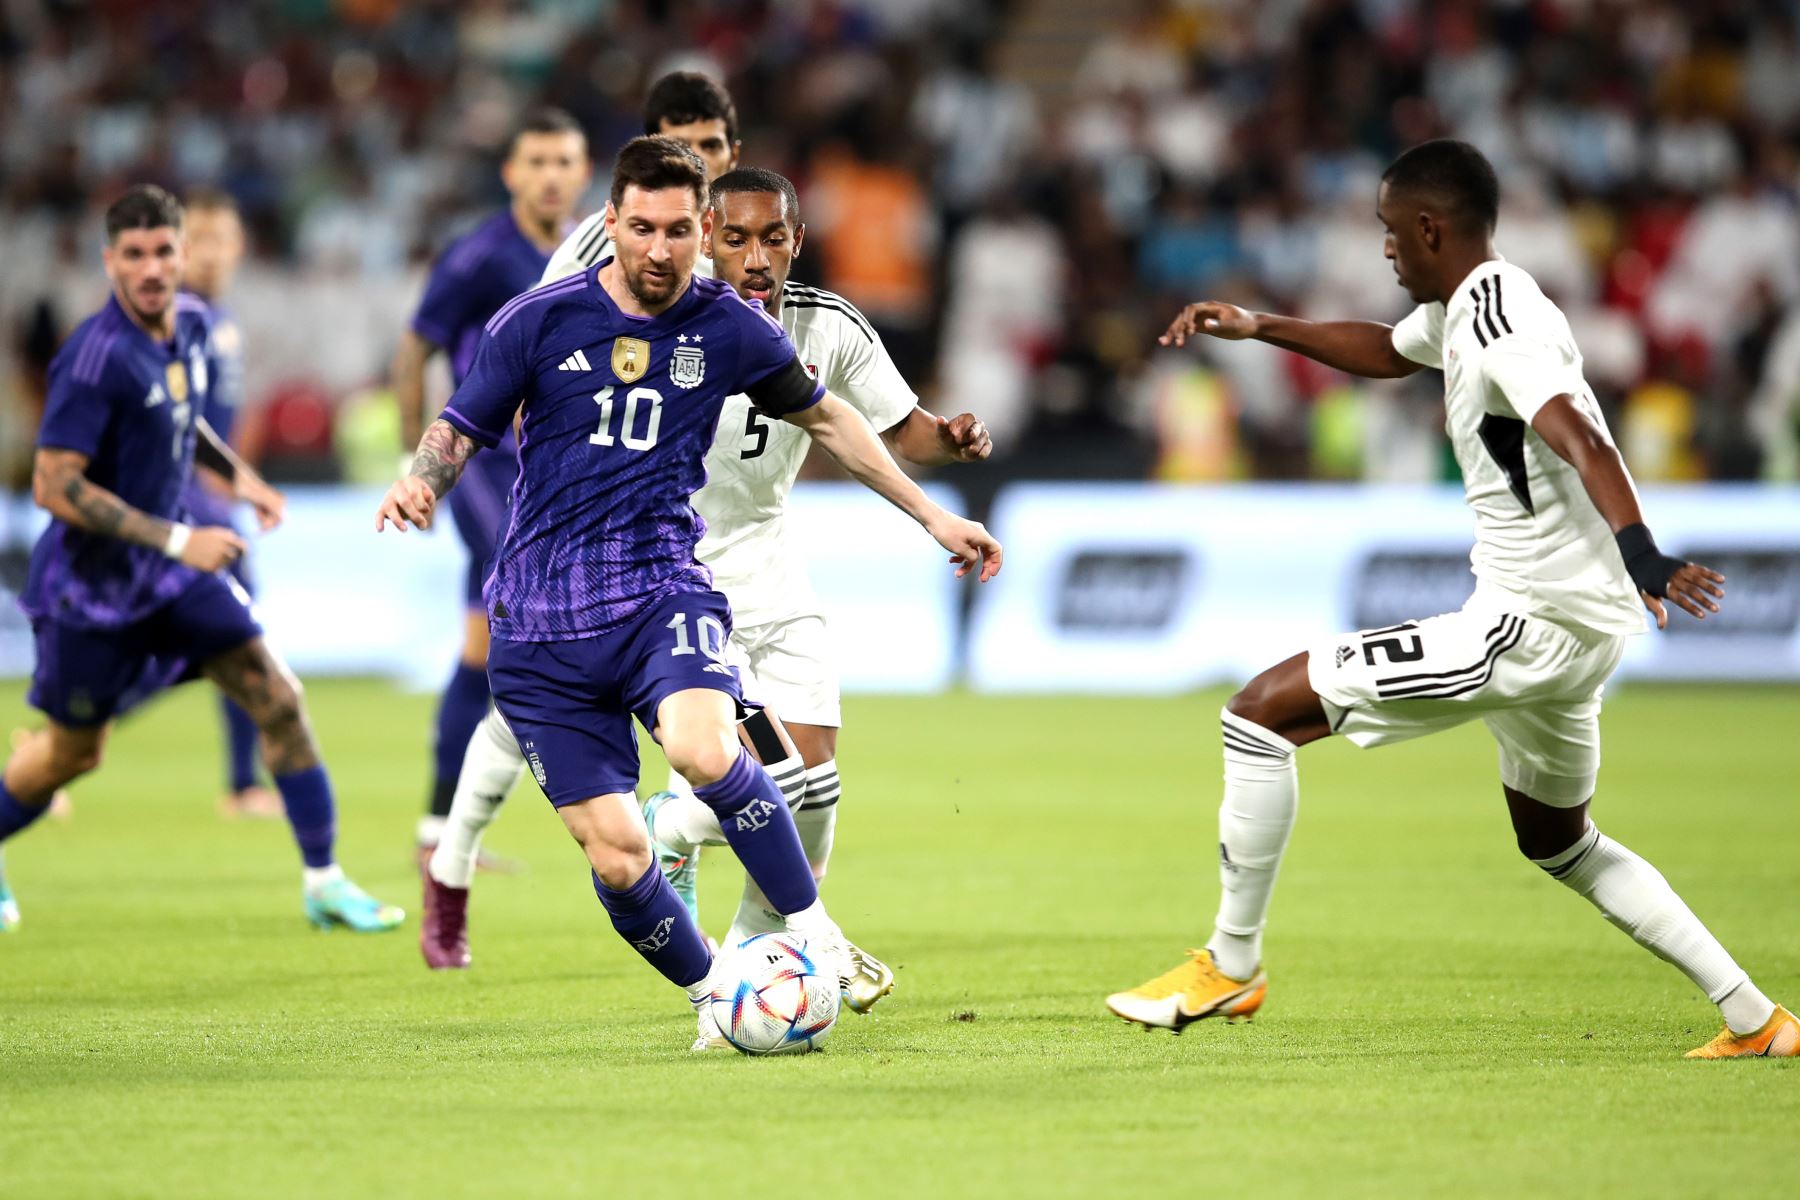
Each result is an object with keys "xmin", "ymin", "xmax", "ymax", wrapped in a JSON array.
[
  {"xmin": 203, "ymin": 638, "xmax": 402, "ymax": 932},
  {"xmin": 0, "ymin": 721, "xmax": 109, "ymax": 929},
  {"xmin": 10, "ymin": 727, "xmax": 76, "ymax": 820},
  {"xmin": 1108, "ymin": 652, "xmax": 1330, "ymax": 1031},
  {"xmin": 556, "ymin": 789, "xmax": 725, "ymax": 1049},
  {"xmin": 1507, "ymin": 785, "xmax": 1795, "ymax": 1058}
]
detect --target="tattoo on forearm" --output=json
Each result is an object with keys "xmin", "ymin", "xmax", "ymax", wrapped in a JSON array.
[
  {"xmin": 410, "ymin": 419, "xmax": 478, "ymax": 498},
  {"xmin": 39, "ymin": 456, "xmax": 171, "ymax": 549}
]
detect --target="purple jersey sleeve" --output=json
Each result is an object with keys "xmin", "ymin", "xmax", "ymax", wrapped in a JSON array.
[
  {"xmin": 38, "ymin": 343, "xmax": 116, "ymax": 457},
  {"xmin": 410, "ymin": 248, "xmax": 487, "ymax": 349},
  {"xmin": 734, "ymin": 297, "xmax": 824, "ymax": 416},
  {"xmin": 440, "ymin": 313, "xmax": 530, "ymax": 448}
]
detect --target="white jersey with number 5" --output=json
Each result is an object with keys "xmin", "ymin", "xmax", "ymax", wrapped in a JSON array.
[
  {"xmin": 699, "ymin": 283, "xmax": 916, "ymax": 627},
  {"xmin": 1390, "ymin": 258, "xmax": 1644, "ymax": 636}
]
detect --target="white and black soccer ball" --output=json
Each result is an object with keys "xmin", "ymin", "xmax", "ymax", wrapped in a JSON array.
[{"xmin": 709, "ymin": 931, "xmax": 841, "ymax": 1056}]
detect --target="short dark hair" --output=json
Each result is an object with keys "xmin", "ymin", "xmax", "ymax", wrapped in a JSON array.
[
  {"xmin": 609, "ymin": 135, "xmax": 708, "ymax": 211},
  {"xmin": 708, "ymin": 167, "xmax": 801, "ymax": 224},
  {"xmin": 183, "ymin": 186, "xmax": 239, "ymax": 216},
  {"xmin": 1381, "ymin": 139, "xmax": 1500, "ymax": 233},
  {"xmin": 643, "ymin": 71, "xmax": 738, "ymax": 145},
  {"xmin": 105, "ymin": 185, "xmax": 183, "ymax": 241},
  {"xmin": 509, "ymin": 107, "xmax": 586, "ymax": 156}
]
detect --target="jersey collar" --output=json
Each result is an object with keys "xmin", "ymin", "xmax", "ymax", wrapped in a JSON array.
[{"xmin": 584, "ymin": 256, "xmax": 701, "ymax": 328}]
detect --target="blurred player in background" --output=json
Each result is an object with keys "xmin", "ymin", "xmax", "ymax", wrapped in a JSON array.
[
  {"xmin": 390, "ymin": 109, "xmax": 590, "ymax": 865},
  {"xmin": 420, "ymin": 168, "xmax": 993, "ymax": 1014},
  {"xmin": 377, "ymin": 138, "xmax": 1000, "ymax": 1047},
  {"xmin": 1107, "ymin": 141, "xmax": 1794, "ymax": 1059},
  {"xmin": 0, "ymin": 186, "xmax": 402, "ymax": 933},
  {"xmin": 540, "ymin": 71, "xmax": 740, "ymax": 284},
  {"xmin": 181, "ymin": 188, "xmax": 279, "ymax": 819}
]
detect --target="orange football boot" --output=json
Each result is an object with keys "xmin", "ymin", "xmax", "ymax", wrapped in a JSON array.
[
  {"xmin": 1685, "ymin": 1005, "xmax": 1800, "ymax": 1059},
  {"xmin": 1106, "ymin": 949, "xmax": 1266, "ymax": 1032}
]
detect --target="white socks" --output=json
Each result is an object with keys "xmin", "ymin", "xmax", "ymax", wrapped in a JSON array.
[
  {"xmin": 1206, "ymin": 708, "xmax": 1298, "ymax": 982},
  {"xmin": 1535, "ymin": 824, "xmax": 1774, "ymax": 1034},
  {"xmin": 302, "ymin": 863, "xmax": 343, "ymax": 892},
  {"xmin": 428, "ymin": 706, "xmax": 526, "ymax": 890}
]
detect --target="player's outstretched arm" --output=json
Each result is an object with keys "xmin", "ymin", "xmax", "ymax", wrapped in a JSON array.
[
  {"xmin": 377, "ymin": 418, "xmax": 479, "ymax": 532},
  {"xmin": 883, "ymin": 406, "xmax": 993, "ymax": 466},
  {"xmin": 786, "ymin": 393, "xmax": 1002, "ymax": 581},
  {"xmin": 1160, "ymin": 301, "xmax": 1422, "ymax": 380},
  {"xmin": 31, "ymin": 447, "xmax": 244, "ymax": 571},
  {"xmin": 195, "ymin": 417, "xmax": 285, "ymax": 532},
  {"xmin": 1531, "ymin": 394, "xmax": 1724, "ymax": 628}
]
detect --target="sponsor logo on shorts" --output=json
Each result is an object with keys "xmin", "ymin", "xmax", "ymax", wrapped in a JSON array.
[
  {"xmin": 1054, "ymin": 550, "xmax": 1192, "ymax": 632},
  {"xmin": 1334, "ymin": 644, "xmax": 1355, "ymax": 668},
  {"xmin": 633, "ymin": 916, "xmax": 674, "ymax": 953},
  {"xmin": 523, "ymin": 742, "xmax": 548, "ymax": 786}
]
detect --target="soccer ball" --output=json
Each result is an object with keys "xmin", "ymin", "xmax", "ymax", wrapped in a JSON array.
[{"xmin": 709, "ymin": 931, "xmax": 841, "ymax": 1056}]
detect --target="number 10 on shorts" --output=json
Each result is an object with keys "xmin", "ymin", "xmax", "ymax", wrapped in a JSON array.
[{"xmin": 667, "ymin": 611, "xmax": 727, "ymax": 662}]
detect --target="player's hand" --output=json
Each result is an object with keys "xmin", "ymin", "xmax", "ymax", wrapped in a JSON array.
[
  {"xmin": 935, "ymin": 412, "xmax": 992, "ymax": 462},
  {"xmin": 376, "ymin": 476, "xmax": 438, "ymax": 532},
  {"xmin": 234, "ymin": 472, "xmax": 286, "ymax": 532},
  {"xmin": 182, "ymin": 526, "xmax": 247, "ymax": 572},
  {"xmin": 928, "ymin": 513, "xmax": 1002, "ymax": 582},
  {"xmin": 1642, "ymin": 562, "xmax": 1725, "ymax": 630},
  {"xmin": 1159, "ymin": 301, "xmax": 1258, "ymax": 347}
]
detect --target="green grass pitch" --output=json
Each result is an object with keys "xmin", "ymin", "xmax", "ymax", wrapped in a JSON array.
[{"xmin": 1, "ymin": 679, "xmax": 1795, "ymax": 1198}]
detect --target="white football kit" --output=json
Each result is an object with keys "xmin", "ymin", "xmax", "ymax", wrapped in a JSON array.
[{"xmin": 1306, "ymin": 259, "xmax": 1645, "ymax": 805}]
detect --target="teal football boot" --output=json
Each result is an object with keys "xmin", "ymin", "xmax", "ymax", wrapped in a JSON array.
[
  {"xmin": 304, "ymin": 876, "xmax": 404, "ymax": 932},
  {"xmin": 0, "ymin": 850, "xmax": 19, "ymax": 933}
]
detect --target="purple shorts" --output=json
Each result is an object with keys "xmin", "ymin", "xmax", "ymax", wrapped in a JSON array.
[
  {"xmin": 487, "ymin": 588, "xmax": 742, "ymax": 806},
  {"xmin": 29, "ymin": 570, "xmax": 263, "ymax": 728},
  {"xmin": 448, "ymin": 452, "xmax": 517, "ymax": 608}
]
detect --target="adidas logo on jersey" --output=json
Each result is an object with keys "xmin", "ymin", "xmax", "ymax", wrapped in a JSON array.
[{"xmin": 558, "ymin": 349, "xmax": 593, "ymax": 372}]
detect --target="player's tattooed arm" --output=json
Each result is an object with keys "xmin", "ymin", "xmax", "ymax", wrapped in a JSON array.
[
  {"xmin": 32, "ymin": 447, "xmax": 246, "ymax": 569},
  {"xmin": 378, "ymin": 418, "xmax": 478, "ymax": 532},
  {"xmin": 1531, "ymin": 394, "xmax": 1724, "ymax": 628},
  {"xmin": 195, "ymin": 418, "xmax": 285, "ymax": 531},
  {"xmin": 33, "ymin": 447, "xmax": 173, "ymax": 549},
  {"xmin": 390, "ymin": 330, "xmax": 441, "ymax": 450}
]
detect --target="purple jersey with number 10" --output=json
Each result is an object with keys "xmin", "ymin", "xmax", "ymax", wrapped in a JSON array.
[{"xmin": 440, "ymin": 261, "xmax": 823, "ymax": 642}]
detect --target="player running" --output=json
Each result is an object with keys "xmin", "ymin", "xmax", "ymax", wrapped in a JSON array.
[
  {"xmin": 376, "ymin": 137, "xmax": 1000, "ymax": 1048},
  {"xmin": 419, "ymin": 169, "xmax": 993, "ymax": 1009},
  {"xmin": 391, "ymin": 109, "xmax": 590, "ymax": 863},
  {"xmin": 1106, "ymin": 140, "xmax": 1795, "ymax": 1060},
  {"xmin": 0, "ymin": 186, "xmax": 402, "ymax": 933},
  {"xmin": 181, "ymin": 188, "xmax": 279, "ymax": 819}
]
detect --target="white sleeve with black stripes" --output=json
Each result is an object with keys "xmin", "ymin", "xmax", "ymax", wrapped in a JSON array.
[
  {"xmin": 785, "ymin": 284, "xmax": 916, "ymax": 431},
  {"xmin": 540, "ymin": 212, "xmax": 613, "ymax": 285}
]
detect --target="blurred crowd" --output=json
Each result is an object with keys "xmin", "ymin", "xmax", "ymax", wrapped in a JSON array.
[{"xmin": 3, "ymin": 0, "xmax": 1800, "ymax": 490}]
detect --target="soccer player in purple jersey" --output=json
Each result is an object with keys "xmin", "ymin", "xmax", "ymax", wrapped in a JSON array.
[
  {"xmin": 376, "ymin": 138, "xmax": 1001, "ymax": 1047},
  {"xmin": 0, "ymin": 186, "xmax": 402, "ymax": 935},
  {"xmin": 390, "ymin": 109, "xmax": 591, "ymax": 866}
]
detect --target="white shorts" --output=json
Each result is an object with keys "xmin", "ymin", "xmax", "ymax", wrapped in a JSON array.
[
  {"xmin": 726, "ymin": 611, "xmax": 841, "ymax": 729},
  {"xmin": 1307, "ymin": 607, "xmax": 1627, "ymax": 807}
]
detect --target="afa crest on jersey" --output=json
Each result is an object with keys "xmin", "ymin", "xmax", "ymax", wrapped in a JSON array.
[
  {"xmin": 671, "ymin": 344, "xmax": 706, "ymax": 389},
  {"xmin": 612, "ymin": 337, "xmax": 650, "ymax": 383}
]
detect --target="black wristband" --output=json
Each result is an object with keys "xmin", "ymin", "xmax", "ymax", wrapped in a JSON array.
[{"xmin": 1614, "ymin": 522, "xmax": 1680, "ymax": 597}]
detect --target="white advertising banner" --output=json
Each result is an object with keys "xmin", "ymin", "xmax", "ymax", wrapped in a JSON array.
[
  {"xmin": 1, "ymin": 483, "xmax": 964, "ymax": 694},
  {"xmin": 968, "ymin": 484, "xmax": 1800, "ymax": 691}
]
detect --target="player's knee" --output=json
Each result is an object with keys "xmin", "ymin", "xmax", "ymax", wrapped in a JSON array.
[
  {"xmin": 49, "ymin": 738, "xmax": 104, "ymax": 782},
  {"xmin": 665, "ymin": 731, "xmax": 738, "ymax": 788},
  {"xmin": 1225, "ymin": 679, "xmax": 1276, "ymax": 729},
  {"xmin": 589, "ymin": 838, "xmax": 653, "ymax": 890}
]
